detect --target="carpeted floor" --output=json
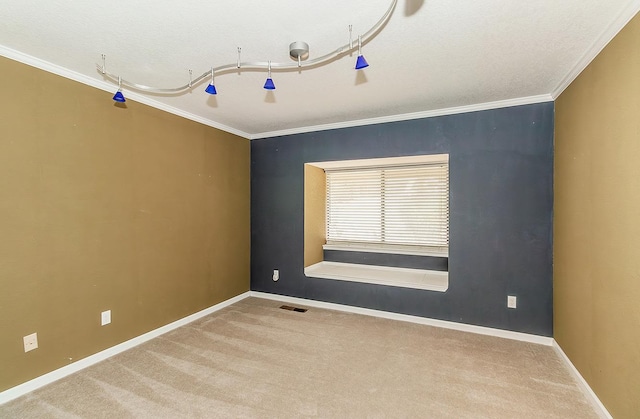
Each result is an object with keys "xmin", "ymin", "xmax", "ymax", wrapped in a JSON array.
[{"xmin": 1, "ymin": 297, "xmax": 600, "ymax": 418}]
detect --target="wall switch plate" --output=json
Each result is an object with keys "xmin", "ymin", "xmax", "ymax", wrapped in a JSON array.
[
  {"xmin": 23, "ymin": 333, "xmax": 38, "ymax": 352},
  {"xmin": 101, "ymin": 310, "xmax": 111, "ymax": 326},
  {"xmin": 272, "ymin": 270, "xmax": 279, "ymax": 282},
  {"xmin": 507, "ymin": 295, "xmax": 517, "ymax": 309}
]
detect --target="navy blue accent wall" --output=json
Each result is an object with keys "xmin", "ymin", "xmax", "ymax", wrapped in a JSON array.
[
  {"xmin": 251, "ymin": 103, "xmax": 554, "ymax": 336},
  {"xmin": 324, "ymin": 251, "xmax": 448, "ymax": 271}
]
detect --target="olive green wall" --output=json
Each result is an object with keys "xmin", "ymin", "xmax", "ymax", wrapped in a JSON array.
[
  {"xmin": 555, "ymin": 13, "xmax": 640, "ymax": 419},
  {"xmin": 0, "ymin": 57, "xmax": 250, "ymax": 392},
  {"xmin": 303, "ymin": 164, "xmax": 325, "ymax": 268}
]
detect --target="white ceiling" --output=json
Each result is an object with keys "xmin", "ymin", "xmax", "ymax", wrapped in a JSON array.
[{"xmin": 1, "ymin": 0, "xmax": 639, "ymax": 139}]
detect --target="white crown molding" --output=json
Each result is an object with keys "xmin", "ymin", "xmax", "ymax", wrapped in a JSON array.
[
  {"xmin": 4, "ymin": 0, "xmax": 639, "ymax": 143},
  {"xmin": 1, "ymin": 45, "xmax": 554, "ymax": 141},
  {"xmin": 551, "ymin": 2, "xmax": 640, "ymax": 99},
  {"xmin": 250, "ymin": 291, "xmax": 554, "ymax": 346},
  {"xmin": 552, "ymin": 340, "xmax": 613, "ymax": 419},
  {"xmin": 0, "ymin": 291, "xmax": 251, "ymax": 405},
  {"xmin": 0, "ymin": 46, "xmax": 252, "ymax": 140},
  {"xmin": 249, "ymin": 94, "xmax": 554, "ymax": 140}
]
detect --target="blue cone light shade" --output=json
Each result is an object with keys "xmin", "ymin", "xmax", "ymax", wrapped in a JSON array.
[
  {"xmin": 263, "ymin": 77, "xmax": 276, "ymax": 90},
  {"xmin": 205, "ymin": 83, "xmax": 217, "ymax": 95},
  {"xmin": 113, "ymin": 90, "xmax": 126, "ymax": 102},
  {"xmin": 355, "ymin": 55, "xmax": 369, "ymax": 70}
]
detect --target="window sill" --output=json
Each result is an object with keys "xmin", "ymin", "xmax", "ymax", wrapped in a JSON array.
[{"xmin": 304, "ymin": 261, "xmax": 448, "ymax": 292}]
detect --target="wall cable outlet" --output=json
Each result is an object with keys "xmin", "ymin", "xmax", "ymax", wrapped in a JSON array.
[
  {"xmin": 101, "ymin": 310, "xmax": 111, "ymax": 326},
  {"xmin": 272, "ymin": 270, "xmax": 279, "ymax": 281},
  {"xmin": 23, "ymin": 333, "xmax": 38, "ymax": 352}
]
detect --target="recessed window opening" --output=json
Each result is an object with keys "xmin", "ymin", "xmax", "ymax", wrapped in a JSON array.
[{"xmin": 304, "ymin": 154, "xmax": 450, "ymax": 292}]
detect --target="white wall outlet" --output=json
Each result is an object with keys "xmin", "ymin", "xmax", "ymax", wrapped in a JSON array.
[
  {"xmin": 101, "ymin": 310, "xmax": 111, "ymax": 326},
  {"xmin": 507, "ymin": 295, "xmax": 517, "ymax": 309},
  {"xmin": 23, "ymin": 332, "xmax": 38, "ymax": 352},
  {"xmin": 272, "ymin": 269, "xmax": 279, "ymax": 282}
]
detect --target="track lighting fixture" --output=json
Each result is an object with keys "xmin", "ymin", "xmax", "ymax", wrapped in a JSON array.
[
  {"xmin": 112, "ymin": 76, "xmax": 125, "ymax": 102},
  {"xmin": 264, "ymin": 61, "xmax": 276, "ymax": 90},
  {"xmin": 97, "ymin": 0, "xmax": 397, "ymax": 101},
  {"xmin": 205, "ymin": 67, "xmax": 217, "ymax": 94},
  {"xmin": 355, "ymin": 35, "xmax": 369, "ymax": 70}
]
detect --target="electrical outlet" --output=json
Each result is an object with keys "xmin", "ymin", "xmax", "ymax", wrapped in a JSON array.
[
  {"xmin": 23, "ymin": 333, "xmax": 38, "ymax": 352},
  {"xmin": 272, "ymin": 269, "xmax": 279, "ymax": 282},
  {"xmin": 101, "ymin": 310, "xmax": 111, "ymax": 326},
  {"xmin": 507, "ymin": 295, "xmax": 517, "ymax": 309}
]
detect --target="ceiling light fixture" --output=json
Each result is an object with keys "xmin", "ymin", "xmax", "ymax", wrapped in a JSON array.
[
  {"xmin": 263, "ymin": 61, "xmax": 276, "ymax": 90},
  {"xmin": 112, "ymin": 76, "xmax": 126, "ymax": 103},
  {"xmin": 205, "ymin": 67, "xmax": 217, "ymax": 94},
  {"xmin": 355, "ymin": 35, "xmax": 369, "ymax": 70},
  {"xmin": 97, "ymin": 0, "xmax": 397, "ymax": 99},
  {"xmin": 101, "ymin": 54, "xmax": 126, "ymax": 103}
]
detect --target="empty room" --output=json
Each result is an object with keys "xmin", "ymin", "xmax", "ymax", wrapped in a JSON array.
[{"xmin": 1, "ymin": 1, "xmax": 639, "ymax": 417}]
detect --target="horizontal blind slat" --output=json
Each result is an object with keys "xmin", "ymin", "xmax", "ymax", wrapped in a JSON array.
[{"xmin": 326, "ymin": 161, "xmax": 449, "ymax": 249}]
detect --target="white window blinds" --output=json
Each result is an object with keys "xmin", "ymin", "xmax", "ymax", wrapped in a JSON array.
[{"xmin": 326, "ymin": 162, "xmax": 449, "ymax": 253}]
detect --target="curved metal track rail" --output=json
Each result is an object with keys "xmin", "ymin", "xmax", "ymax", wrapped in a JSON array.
[{"xmin": 97, "ymin": 0, "xmax": 398, "ymax": 95}]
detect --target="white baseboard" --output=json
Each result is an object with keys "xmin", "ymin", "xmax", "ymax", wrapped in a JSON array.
[
  {"xmin": 552, "ymin": 340, "xmax": 612, "ymax": 419},
  {"xmin": 0, "ymin": 291, "xmax": 251, "ymax": 405},
  {"xmin": 5, "ymin": 289, "xmax": 608, "ymax": 417},
  {"xmin": 253, "ymin": 292, "xmax": 613, "ymax": 417},
  {"xmin": 249, "ymin": 291, "xmax": 554, "ymax": 346}
]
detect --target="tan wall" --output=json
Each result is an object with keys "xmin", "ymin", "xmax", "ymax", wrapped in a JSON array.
[
  {"xmin": 304, "ymin": 165, "xmax": 326, "ymax": 267},
  {"xmin": 554, "ymin": 13, "xmax": 640, "ymax": 419},
  {"xmin": 0, "ymin": 57, "xmax": 250, "ymax": 392}
]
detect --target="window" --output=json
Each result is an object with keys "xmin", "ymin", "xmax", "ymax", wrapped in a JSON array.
[
  {"xmin": 303, "ymin": 154, "xmax": 450, "ymax": 292},
  {"xmin": 325, "ymin": 156, "xmax": 449, "ymax": 256}
]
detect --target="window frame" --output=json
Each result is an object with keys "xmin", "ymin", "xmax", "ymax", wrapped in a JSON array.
[{"xmin": 309, "ymin": 154, "xmax": 450, "ymax": 258}]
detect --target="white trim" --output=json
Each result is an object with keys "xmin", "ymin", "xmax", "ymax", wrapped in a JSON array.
[
  {"xmin": 0, "ymin": 45, "xmax": 554, "ymax": 141},
  {"xmin": 0, "ymin": 291, "xmax": 251, "ymax": 405},
  {"xmin": 0, "ymin": 286, "xmax": 613, "ymax": 418},
  {"xmin": 551, "ymin": 2, "xmax": 640, "ymax": 99},
  {"xmin": 249, "ymin": 94, "xmax": 553, "ymax": 140},
  {"xmin": 552, "ymin": 340, "xmax": 612, "ymax": 419},
  {"xmin": 250, "ymin": 291, "xmax": 553, "ymax": 346},
  {"xmin": 0, "ymin": 46, "xmax": 251, "ymax": 140},
  {"xmin": 307, "ymin": 153, "xmax": 448, "ymax": 170},
  {"xmin": 304, "ymin": 261, "xmax": 449, "ymax": 292}
]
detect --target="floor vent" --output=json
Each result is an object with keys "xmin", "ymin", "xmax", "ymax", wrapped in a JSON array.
[{"xmin": 280, "ymin": 305, "xmax": 308, "ymax": 313}]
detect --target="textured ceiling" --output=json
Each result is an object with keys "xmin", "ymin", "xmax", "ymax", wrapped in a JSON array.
[{"xmin": 1, "ymin": 0, "xmax": 639, "ymax": 139}]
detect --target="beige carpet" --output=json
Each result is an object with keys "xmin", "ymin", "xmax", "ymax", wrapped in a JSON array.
[{"xmin": 1, "ymin": 297, "xmax": 599, "ymax": 418}]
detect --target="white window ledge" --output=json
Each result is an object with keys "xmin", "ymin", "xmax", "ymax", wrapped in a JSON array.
[{"xmin": 304, "ymin": 261, "xmax": 448, "ymax": 292}]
